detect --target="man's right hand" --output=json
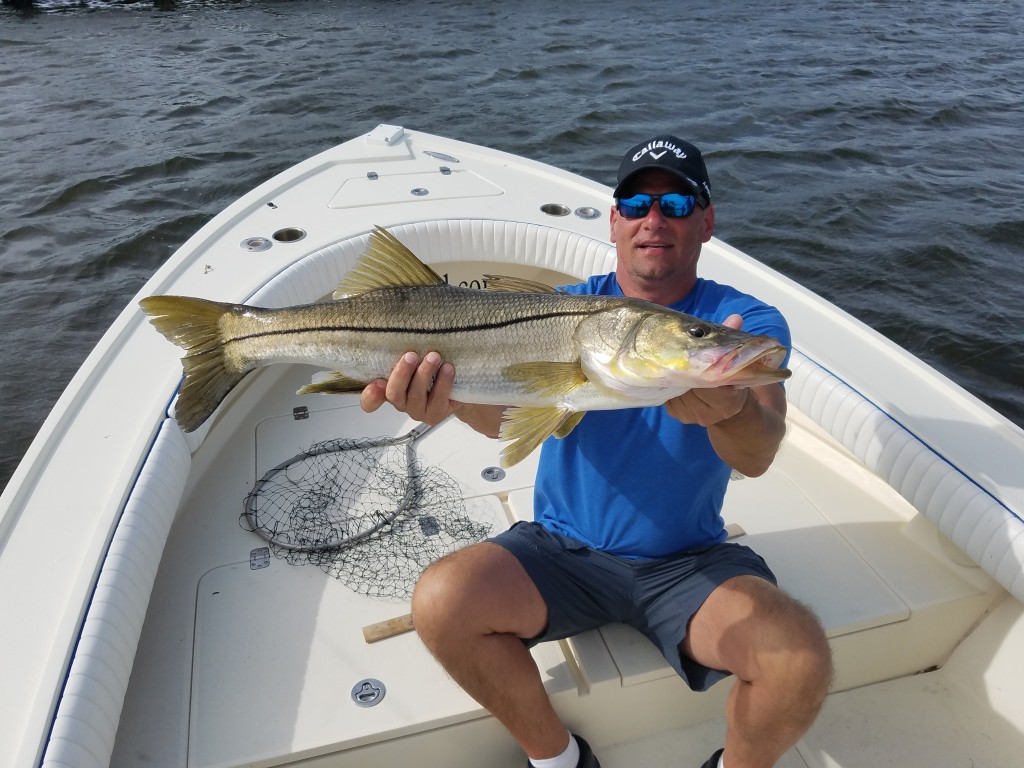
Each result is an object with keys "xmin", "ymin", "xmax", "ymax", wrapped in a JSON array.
[{"xmin": 360, "ymin": 351, "xmax": 458, "ymax": 425}]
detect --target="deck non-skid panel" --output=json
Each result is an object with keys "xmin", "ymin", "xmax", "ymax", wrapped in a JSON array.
[
  {"xmin": 189, "ymin": 548, "xmax": 479, "ymax": 767},
  {"xmin": 187, "ymin": 372, "xmax": 557, "ymax": 767}
]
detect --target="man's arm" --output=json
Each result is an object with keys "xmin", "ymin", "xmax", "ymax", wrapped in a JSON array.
[{"xmin": 360, "ymin": 351, "xmax": 506, "ymax": 438}]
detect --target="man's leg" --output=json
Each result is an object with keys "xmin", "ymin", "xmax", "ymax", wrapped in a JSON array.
[
  {"xmin": 411, "ymin": 541, "xmax": 571, "ymax": 760},
  {"xmin": 683, "ymin": 575, "xmax": 832, "ymax": 768}
]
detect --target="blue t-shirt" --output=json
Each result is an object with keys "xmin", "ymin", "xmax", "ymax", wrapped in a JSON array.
[{"xmin": 532, "ymin": 273, "xmax": 791, "ymax": 559}]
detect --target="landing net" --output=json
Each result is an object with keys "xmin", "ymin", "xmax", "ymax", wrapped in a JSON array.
[{"xmin": 242, "ymin": 423, "xmax": 492, "ymax": 600}]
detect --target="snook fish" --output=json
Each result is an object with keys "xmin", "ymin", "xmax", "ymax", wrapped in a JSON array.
[{"xmin": 140, "ymin": 226, "xmax": 790, "ymax": 466}]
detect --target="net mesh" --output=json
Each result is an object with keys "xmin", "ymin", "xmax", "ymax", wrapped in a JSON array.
[{"xmin": 242, "ymin": 434, "xmax": 492, "ymax": 600}]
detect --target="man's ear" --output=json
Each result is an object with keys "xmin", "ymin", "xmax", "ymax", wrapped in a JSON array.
[{"xmin": 702, "ymin": 204, "xmax": 715, "ymax": 242}]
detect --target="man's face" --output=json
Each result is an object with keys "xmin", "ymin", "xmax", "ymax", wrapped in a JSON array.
[{"xmin": 610, "ymin": 168, "xmax": 715, "ymax": 301}]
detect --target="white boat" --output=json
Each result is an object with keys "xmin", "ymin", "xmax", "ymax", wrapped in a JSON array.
[{"xmin": 3, "ymin": 124, "xmax": 1023, "ymax": 768}]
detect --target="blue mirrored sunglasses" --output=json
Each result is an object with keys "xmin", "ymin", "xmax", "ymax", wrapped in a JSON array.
[{"xmin": 616, "ymin": 192, "xmax": 698, "ymax": 219}]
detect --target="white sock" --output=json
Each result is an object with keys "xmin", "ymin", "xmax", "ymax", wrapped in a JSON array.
[{"xmin": 529, "ymin": 733, "xmax": 579, "ymax": 768}]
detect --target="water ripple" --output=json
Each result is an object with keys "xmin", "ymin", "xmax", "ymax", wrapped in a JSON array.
[{"xmin": 1, "ymin": 0, "xmax": 1023, "ymax": 492}]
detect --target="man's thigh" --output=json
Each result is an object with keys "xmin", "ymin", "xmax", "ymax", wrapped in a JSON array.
[
  {"xmin": 682, "ymin": 574, "xmax": 825, "ymax": 681},
  {"xmin": 633, "ymin": 542, "xmax": 777, "ymax": 690},
  {"xmin": 487, "ymin": 522, "xmax": 636, "ymax": 643}
]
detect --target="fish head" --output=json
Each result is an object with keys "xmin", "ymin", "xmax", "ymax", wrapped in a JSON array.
[{"xmin": 576, "ymin": 305, "xmax": 790, "ymax": 393}]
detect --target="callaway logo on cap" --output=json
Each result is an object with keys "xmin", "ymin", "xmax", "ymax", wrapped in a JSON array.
[{"xmin": 614, "ymin": 134, "xmax": 712, "ymax": 207}]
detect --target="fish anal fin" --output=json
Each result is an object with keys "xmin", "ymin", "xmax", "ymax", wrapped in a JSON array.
[
  {"xmin": 503, "ymin": 361, "xmax": 589, "ymax": 398},
  {"xmin": 499, "ymin": 406, "xmax": 580, "ymax": 467},
  {"xmin": 482, "ymin": 274, "xmax": 563, "ymax": 294},
  {"xmin": 334, "ymin": 225, "xmax": 446, "ymax": 298},
  {"xmin": 297, "ymin": 371, "xmax": 370, "ymax": 395}
]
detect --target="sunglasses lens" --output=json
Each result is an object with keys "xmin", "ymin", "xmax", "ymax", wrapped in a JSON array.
[
  {"xmin": 616, "ymin": 193, "xmax": 697, "ymax": 219},
  {"xmin": 617, "ymin": 194, "xmax": 652, "ymax": 218},
  {"xmin": 660, "ymin": 194, "xmax": 696, "ymax": 217}
]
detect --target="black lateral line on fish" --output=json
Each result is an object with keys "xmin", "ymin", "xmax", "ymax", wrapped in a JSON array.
[{"xmin": 229, "ymin": 309, "xmax": 597, "ymax": 343}]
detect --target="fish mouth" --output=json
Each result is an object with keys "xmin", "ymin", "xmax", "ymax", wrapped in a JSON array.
[{"xmin": 706, "ymin": 339, "xmax": 791, "ymax": 386}]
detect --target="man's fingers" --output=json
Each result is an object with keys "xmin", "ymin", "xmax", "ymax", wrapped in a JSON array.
[
  {"xmin": 723, "ymin": 313, "xmax": 743, "ymax": 330},
  {"xmin": 665, "ymin": 384, "xmax": 747, "ymax": 427},
  {"xmin": 361, "ymin": 351, "xmax": 456, "ymax": 424},
  {"xmin": 384, "ymin": 351, "xmax": 421, "ymax": 409},
  {"xmin": 404, "ymin": 351, "xmax": 440, "ymax": 416},
  {"xmin": 359, "ymin": 379, "xmax": 388, "ymax": 413},
  {"xmin": 424, "ymin": 362, "xmax": 456, "ymax": 423}
]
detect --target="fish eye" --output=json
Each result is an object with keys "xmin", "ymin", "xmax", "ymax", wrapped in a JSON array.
[{"xmin": 687, "ymin": 323, "xmax": 713, "ymax": 338}]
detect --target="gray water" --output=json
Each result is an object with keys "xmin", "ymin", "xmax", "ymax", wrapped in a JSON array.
[{"xmin": 2, "ymin": 0, "xmax": 1022, "ymax": 494}]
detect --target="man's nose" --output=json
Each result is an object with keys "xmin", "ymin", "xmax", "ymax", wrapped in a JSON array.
[{"xmin": 642, "ymin": 199, "xmax": 667, "ymax": 226}]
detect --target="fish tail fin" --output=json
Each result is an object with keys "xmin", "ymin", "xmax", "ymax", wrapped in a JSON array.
[{"xmin": 139, "ymin": 295, "xmax": 246, "ymax": 432}]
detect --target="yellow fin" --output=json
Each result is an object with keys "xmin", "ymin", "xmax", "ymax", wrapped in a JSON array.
[
  {"xmin": 334, "ymin": 225, "xmax": 446, "ymax": 298},
  {"xmin": 553, "ymin": 411, "xmax": 586, "ymax": 438},
  {"xmin": 482, "ymin": 274, "xmax": 563, "ymax": 294},
  {"xmin": 499, "ymin": 406, "xmax": 579, "ymax": 467},
  {"xmin": 297, "ymin": 371, "xmax": 370, "ymax": 395},
  {"xmin": 139, "ymin": 295, "xmax": 246, "ymax": 432},
  {"xmin": 503, "ymin": 360, "xmax": 589, "ymax": 398}
]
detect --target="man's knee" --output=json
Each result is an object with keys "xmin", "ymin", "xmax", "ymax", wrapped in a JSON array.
[
  {"xmin": 411, "ymin": 542, "xmax": 548, "ymax": 644},
  {"xmin": 695, "ymin": 576, "xmax": 832, "ymax": 695},
  {"xmin": 411, "ymin": 548, "xmax": 474, "ymax": 639},
  {"xmin": 763, "ymin": 593, "xmax": 833, "ymax": 703}
]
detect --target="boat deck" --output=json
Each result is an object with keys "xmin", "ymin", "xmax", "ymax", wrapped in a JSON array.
[{"xmin": 112, "ymin": 361, "xmax": 1020, "ymax": 768}]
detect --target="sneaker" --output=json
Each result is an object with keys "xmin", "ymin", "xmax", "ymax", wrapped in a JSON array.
[
  {"xmin": 575, "ymin": 735, "xmax": 600, "ymax": 768},
  {"xmin": 525, "ymin": 735, "xmax": 600, "ymax": 768},
  {"xmin": 700, "ymin": 748, "xmax": 724, "ymax": 768}
]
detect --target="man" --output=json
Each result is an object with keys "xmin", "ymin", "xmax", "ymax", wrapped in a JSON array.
[{"xmin": 360, "ymin": 135, "xmax": 833, "ymax": 768}]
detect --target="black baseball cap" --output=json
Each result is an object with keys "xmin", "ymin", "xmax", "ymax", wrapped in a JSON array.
[{"xmin": 613, "ymin": 135, "xmax": 712, "ymax": 207}]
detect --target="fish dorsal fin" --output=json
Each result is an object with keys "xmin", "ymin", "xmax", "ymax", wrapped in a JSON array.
[
  {"xmin": 482, "ymin": 274, "xmax": 564, "ymax": 294},
  {"xmin": 334, "ymin": 225, "xmax": 446, "ymax": 299},
  {"xmin": 499, "ymin": 406, "xmax": 583, "ymax": 467}
]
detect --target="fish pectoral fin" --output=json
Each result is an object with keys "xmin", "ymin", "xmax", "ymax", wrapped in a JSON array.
[
  {"xmin": 503, "ymin": 361, "xmax": 589, "ymax": 397},
  {"xmin": 499, "ymin": 406, "xmax": 581, "ymax": 468},
  {"xmin": 334, "ymin": 225, "xmax": 446, "ymax": 298},
  {"xmin": 297, "ymin": 371, "xmax": 369, "ymax": 395},
  {"xmin": 482, "ymin": 274, "xmax": 563, "ymax": 294}
]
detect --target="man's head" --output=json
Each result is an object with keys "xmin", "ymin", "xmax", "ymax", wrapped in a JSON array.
[
  {"xmin": 609, "ymin": 136, "xmax": 715, "ymax": 306},
  {"xmin": 614, "ymin": 135, "xmax": 711, "ymax": 207}
]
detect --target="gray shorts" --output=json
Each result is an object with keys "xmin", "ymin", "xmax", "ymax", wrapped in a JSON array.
[{"xmin": 489, "ymin": 521, "xmax": 777, "ymax": 691}]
